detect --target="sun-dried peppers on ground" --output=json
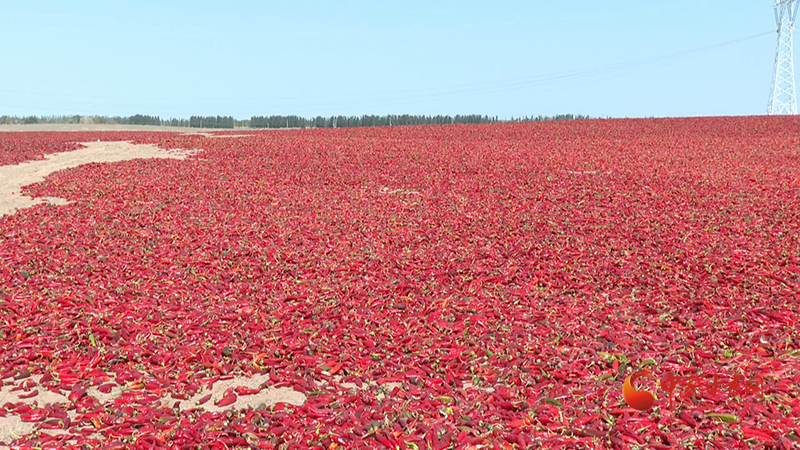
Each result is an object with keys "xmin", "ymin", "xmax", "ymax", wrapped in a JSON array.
[{"xmin": 0, "ymin": 117, "xmax": 798, "ymax": 448}]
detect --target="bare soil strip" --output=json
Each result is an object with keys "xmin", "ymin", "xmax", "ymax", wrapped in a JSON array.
[
  {"xmin": 0, "ymin": 374, "xmax": 306, "ymax": 445},
  {"xmin": 0, "ymin": 141, "xmax": 199, "ymax": 217}
]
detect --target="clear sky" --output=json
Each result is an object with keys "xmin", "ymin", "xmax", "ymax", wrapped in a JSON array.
[{"xmin": 0, "ymin": 1, "xmax": 788, "ymax": 119}]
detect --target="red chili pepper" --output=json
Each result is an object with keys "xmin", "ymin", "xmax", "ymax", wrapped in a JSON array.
[
  {"xmin": 508, "ymin": 417, "xmax": 533, "ymax": 428},
  {"xmin": 68, "ymin": 385, "xmax": 88, "ymax": 402},
  {"xmin": 234, "ymin": 386, "xmax": 261, "ymax": 396},
  {"xmin": 40, "ymin": 419, "xmax": 64, "ymax": 429},
  {"xmin": 18, "ymin": 389, "xmax": 39, "ymax": 399},
  {"xmin": 20, "ymin": 410, "xmax": 48, "ymax": 422},
  {"xmin": 679, "ymin": 412, "xmax": 697, "ymax": 428},
  {"xmin": 195, "ymin": 394, "xmax": 212, "ymax": 406},
  {"xmin": 328, "ymin": 362, "xmax": 344, "ymax": 375},
  {"xmin": 216, "ymin": 392, "xmax": 237, "ymax": 407},
  {"xmin": 97, "ymin": 383, "xmax": 115, "ymax": 393}
]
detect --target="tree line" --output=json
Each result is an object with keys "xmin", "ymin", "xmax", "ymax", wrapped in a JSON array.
[
  {"xmin": 189, "ymin": 116, "xmax": 237, "ymax": 128},
  {"xmin": 248, "ymin": 113, "xmax": 591, "ymax": 128},
  {"xmin": 1, "ymin": 113, "xmax": 591, "ymax": 129},
  {"xmin": 249, "ymin": 114, "xmax": 504, "ymax": 129}
]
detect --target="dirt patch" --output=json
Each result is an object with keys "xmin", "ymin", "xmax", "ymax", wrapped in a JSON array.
[
  {"xmin": 177, "ymin": 374, "xmax": 305, "ymax": 413},
  {"xmin": 0, "ymin": 373, "xmax": 306, "ymax": 445},
  {"xmin": 0, "ymin": 375, "xmax": 75, "ymax": 445},
  {"xmin": 0, "ymin": 141, "xmax": 200, "ymax": 217}
]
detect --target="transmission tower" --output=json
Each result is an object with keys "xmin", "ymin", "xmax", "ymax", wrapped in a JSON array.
[{"xmin": 768, "ymin": 0, "xmax": 799, "ymax": 115}]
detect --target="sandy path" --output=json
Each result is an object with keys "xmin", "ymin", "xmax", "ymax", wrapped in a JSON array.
[{"xmin": 0, "ymin": 141, "xmax": 201, "ymax": 217}]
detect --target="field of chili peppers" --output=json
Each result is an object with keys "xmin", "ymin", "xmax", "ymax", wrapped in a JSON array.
[{"xmin": 1, "ymin": 117, "xmax": 799, "ymax": 449}]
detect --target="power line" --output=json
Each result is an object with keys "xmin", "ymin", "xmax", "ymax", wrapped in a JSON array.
[
  {"xmin": 0, "ymin": 30, "xmax": 773, "ymax": 116},
  {"xmin": 262, "ymin": 30, "xmax": 776, "ymax": 115}
]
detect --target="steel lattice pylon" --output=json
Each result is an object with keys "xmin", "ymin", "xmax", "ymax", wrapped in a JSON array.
[{"xmin": 768, "ymin": 0, "xmax": 799, "ymax": 115}]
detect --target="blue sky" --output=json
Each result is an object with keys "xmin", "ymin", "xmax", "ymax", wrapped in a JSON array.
[{"xmin": 0, "ymin": 1, "xmax": 787, "ymax": 119}]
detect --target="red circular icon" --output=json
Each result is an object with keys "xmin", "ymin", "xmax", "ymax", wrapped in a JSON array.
[{"xmin": 623, "ymin": 370, "xmax": 655, "ymax": 411}]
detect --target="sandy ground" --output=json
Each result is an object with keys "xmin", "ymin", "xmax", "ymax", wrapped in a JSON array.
[
  {"xmin": 0, "ymin": 141, "xmax": 205, "ymax": 217},
  {"xmin": 0, "ymin": 124, "xmax": 250, "ymax": 133},
  {"xmin": 0, "ymin": 373, "xmax": 307, "ymax": 445},
  {"xmin": 0, "ymin": 370, "xmax": 431, "ymax": 445}
]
